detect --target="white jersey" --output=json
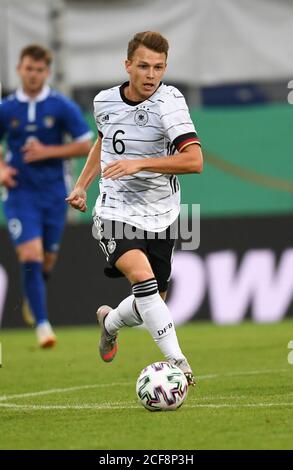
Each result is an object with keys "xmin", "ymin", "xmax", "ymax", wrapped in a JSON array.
[{"xmin": 94, "ymin": 82, "xmax": 200, "ymax": 232}]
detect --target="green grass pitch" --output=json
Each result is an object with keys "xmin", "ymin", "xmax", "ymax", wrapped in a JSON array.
[{"xmin": 0, "ymin": 320, "xmax": 293, "ymax": 450}]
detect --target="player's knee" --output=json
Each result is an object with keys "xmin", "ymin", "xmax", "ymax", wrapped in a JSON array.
[
  {"xmin": 129, "ymin": 269, "xmax": 156, "ymax": 285},
  {"xmin": 17, "ymin": 248, "xmax": 43, "ymax": 263}
]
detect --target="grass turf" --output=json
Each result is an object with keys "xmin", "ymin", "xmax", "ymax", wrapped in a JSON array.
[{"xmin": 0, "ymin": 320, "xmax": 293, "ymax": 450}]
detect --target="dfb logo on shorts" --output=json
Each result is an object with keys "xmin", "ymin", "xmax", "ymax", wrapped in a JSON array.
[{"xmin": 107, "ymin": 238, "xmax": 116, "ymax": 254}]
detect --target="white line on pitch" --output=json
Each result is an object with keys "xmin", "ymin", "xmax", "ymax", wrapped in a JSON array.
[
  {"xmin": 198, "ymin": 368, "xmax": 289, "ymax": 380},
  {"xmin": 0, "ymin": 402, "xmax": 139, "ymax": 410},
  {"xmin": 0, "ymin": 382, "xmax": 132, "ymax": 402},
  {"xmin": 0, "ymin": 367, "xmax": 290, "ymax": 403},
  {"xmin": 1, "ymin": 402, "xmax": 293, "ymax": 411}
]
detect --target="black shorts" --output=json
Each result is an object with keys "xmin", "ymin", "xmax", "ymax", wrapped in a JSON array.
[{"xmin": 94, "ymin": 218, "xmax": 176, "ymax": 293}]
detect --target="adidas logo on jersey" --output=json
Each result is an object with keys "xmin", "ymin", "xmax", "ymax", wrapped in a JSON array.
[{"xmin": 97, "ymin": 114, "xmax": 109, "ymax": 126}]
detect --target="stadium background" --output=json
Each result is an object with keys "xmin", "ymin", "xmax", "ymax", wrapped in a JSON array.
[{"xmin": 0, "ymin": 0, "xmax": 292, "ymax": 328}]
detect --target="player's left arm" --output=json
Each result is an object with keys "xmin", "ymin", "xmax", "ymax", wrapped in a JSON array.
[
  {"xmin": 141, "ymin": 142, "xmax": 203, "ymax": 174},
  {"xmin": 103, "ymin": 143, "xmax": 203, "ymax": 180}
]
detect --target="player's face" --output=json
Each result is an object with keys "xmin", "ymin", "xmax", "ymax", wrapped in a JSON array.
[
  {"xmin": 125, "ymin": 46, "xmax": 167, "ymax": 101},
  {"xmin": 17, "ymin": 56, "xmax": 50, "ymax": 96}
]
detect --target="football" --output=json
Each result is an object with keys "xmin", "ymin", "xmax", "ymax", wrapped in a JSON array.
[{"xmin": 136, "ymin": 361, "xmax": 188, "ymax": 411}]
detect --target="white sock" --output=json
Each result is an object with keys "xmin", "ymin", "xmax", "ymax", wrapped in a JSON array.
[
  {"xmin": 132, "ymin": 278, "xmax": 185, "ymax": 361},
  {"xmin": 104, "ymin": 295, "xmax": 143, "ymax": 335}
]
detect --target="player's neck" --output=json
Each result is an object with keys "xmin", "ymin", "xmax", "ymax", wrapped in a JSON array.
[{"xmin": 124, "ymin": 83, "xmax": 144, "ymax": 103}]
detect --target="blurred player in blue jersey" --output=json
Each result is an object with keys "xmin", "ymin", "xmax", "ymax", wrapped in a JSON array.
[{"xmin": 0, "ymin": 44, "xmax": 92, "ymax": 347}]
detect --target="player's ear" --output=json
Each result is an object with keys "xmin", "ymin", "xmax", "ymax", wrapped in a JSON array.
[{"xmin": 125, "ymin": 59, "xmax": 131, "ymax": 74}]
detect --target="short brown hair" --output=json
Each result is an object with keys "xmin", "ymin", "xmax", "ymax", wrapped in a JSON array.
[
  {"xmin": 19, "ymin": 44, "xmax": 52, "ymax": 66},
  {"xmin": 127, "ymin": 31, "xmax": 169, "ymax": 60}
]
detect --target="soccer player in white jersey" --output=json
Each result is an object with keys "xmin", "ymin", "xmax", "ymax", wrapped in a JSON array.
[{"xmin": 67, "ymin": 31, "xmax": 203, "ymax": 385}]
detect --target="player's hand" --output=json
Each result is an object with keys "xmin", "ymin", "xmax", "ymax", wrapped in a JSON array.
[
  {"xmin": 0, "ymin": 165, "xmax": 18, "ymax": 188},
  {"xmin": 66, "ymin": 187, "xmax": 87, "ymax": 212},
  {"xmin": 22, "ymin": 141, "xmax": 49, "ymax": 162},
  {"xmin": 103, "ymin": 160, "xmax": 143, "ymax": 180}
]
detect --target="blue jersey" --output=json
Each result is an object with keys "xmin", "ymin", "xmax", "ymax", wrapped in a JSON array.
[{"xmin": 0, "ymin": 85, "xmax": 92, "ymax": 192}]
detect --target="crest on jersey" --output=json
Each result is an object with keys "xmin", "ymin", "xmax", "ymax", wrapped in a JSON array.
[
  {"xmin": 107, "ymin": 238, "xmax": 116, "ymax": 254},
  {"xmin": 44, "ymin": 116, "xmax": 55, "ymax": 128},
  {"xmin": 134, "ymin": 109, "xmax": 148, "ymax": 127}
]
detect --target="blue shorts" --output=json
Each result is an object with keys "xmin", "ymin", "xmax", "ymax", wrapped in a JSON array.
[{"xmin": 2, "ymin": 187, "xmax": 67, "ymax": 252}]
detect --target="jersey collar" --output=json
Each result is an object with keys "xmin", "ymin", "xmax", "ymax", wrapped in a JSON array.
[
  {"xmin": 120, "ymin": 81, "xmax": 163, "ymax": 106},
  {"xmin": 120, "ymin": 82, "xmax": 143, "ymax": 106},
  {"xmin": 16, "ymin": 85, "xmax": 51, "ymax": 102}
]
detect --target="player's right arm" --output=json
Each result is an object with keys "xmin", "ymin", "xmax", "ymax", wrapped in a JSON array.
[
  {"xmin": 0, "ymin": 150, "xmax": 18, "ymax": 188},
  {"xmin": 0, "ymin": 104, "xmax": 18, "ymax": 188},
  {"xmin": 0, "ymin": 167, "xmax": 18, "ymax": 188},
  {"xmin": 66, "ymin": 136, "xmax": 101, "ymax": 212}
]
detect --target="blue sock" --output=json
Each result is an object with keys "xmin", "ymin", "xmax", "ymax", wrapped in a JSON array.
[{"xmin": 21, "ymin": 262, "xmax": 48, "ymax": 325}]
